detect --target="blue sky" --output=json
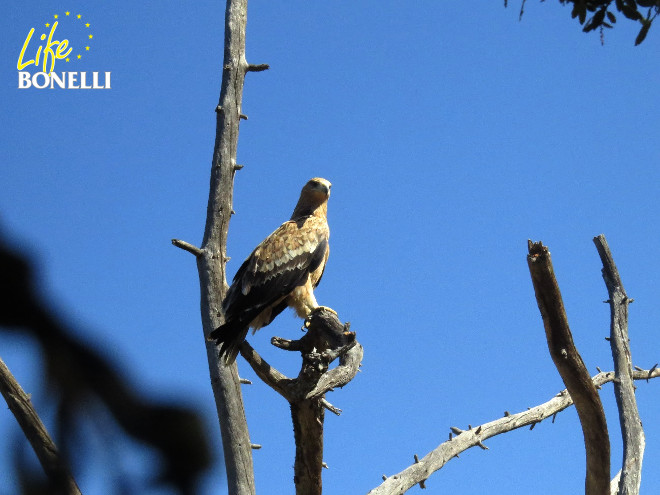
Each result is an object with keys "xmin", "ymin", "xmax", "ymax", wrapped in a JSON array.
[{"xmin": 2, "ymin": 1, "xmax": 659, "ymax": 494}]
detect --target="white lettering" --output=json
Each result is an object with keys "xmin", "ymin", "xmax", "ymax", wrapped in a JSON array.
[
  {"xmin": 18, "ymin": 71, "xmax": 31, "ymax": 88},
  {"xmin": 32, "ymin": 72, "xmax": 49, "ymax": 89},
  {"xmin": 68, "ymin": 72, "xmax": 79, "ymax": 89},
  {"xmin": 80, "ymin": 72, "xmax": 91, "ymax": 89},
  {"xmin": 49, "ymin": 72, "xmax": 66, "ymax": 89},
  {"xmin": 16, "ymin": 71, "xmax": 112, "ymax": 89}
]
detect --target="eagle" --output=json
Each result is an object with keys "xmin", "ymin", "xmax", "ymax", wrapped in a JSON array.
[{"xmin": 210, "ymin": 177, "xmax": 332, "ymax": 364}]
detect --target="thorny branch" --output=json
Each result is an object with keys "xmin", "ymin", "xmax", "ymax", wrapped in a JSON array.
[
  {"xmin": 370, "ymin": 238, "xmax": 657, "ymax": 495},
  {"xmin": 594, "ymin": 234, "xmax": 644, "ymax": 495},
  {"xmin": 172, "ymin": 0, "xmax": 270, "ymax": 493},
  {"xmin": 368, "ymin": 368, "xmax": 660, "ymax": 495}
]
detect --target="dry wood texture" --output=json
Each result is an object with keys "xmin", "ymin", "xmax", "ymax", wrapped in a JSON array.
[
  {"xmin": 594, "ymin": 234, "xmax": 644, "ymax": 495},
  {"xmin": 240, "ymin": 308, "xmax": 362, "ymax": 495},
  {"xmin": 527, "ymin": 240, "xmax": 610, "ymax": 495},
  {"xmin": 172, "ymin": 1, "xmax": 267, "ymax": 493},
  {"xmin": 367, "ymin": 368, "xmax": 659, "ymax": 495}
]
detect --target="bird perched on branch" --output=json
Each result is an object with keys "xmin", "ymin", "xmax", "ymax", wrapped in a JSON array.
[{"xmin": 210, "ymin": 177, "xmax": 332, "ymax": 364}]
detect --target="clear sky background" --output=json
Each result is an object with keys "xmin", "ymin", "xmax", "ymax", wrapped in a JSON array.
[{"xmin": 1, "ymin": 1, "xmax": 659, "ymax": 494}]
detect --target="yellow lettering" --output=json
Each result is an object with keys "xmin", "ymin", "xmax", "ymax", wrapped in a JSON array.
[
  {"xmin": 17, "ymin": 28, "xmax": 36, "ymax": 70},
  {"xmin": 42, "ymin": 22, "xmax": 59, "ymax": 73},
  {"xmin": 36, "ymin": 34, "xmax": 46, "ymax": 67},
  {"xmin": 56, "ymin": 39, "xmax": 72, "ymax": 59},
  {"xmin": 18, "ymin": 22, "xmax": 72, "ymax": 74}
]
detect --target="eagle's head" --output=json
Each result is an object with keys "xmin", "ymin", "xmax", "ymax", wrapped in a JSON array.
[
  {"xmin": 303, "ymin": 177, "xmax": 331, "ymax": 198},
  {"xmin": 292, "ymin": 178, "xmax": 332, "ymax": 219}
]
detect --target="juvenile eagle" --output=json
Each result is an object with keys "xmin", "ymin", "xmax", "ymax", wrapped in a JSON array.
[{"xmin": 210, "ymin": 177, "xmax": 331, "ymax": 364}]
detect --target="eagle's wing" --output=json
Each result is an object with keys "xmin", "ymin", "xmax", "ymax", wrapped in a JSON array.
[{"xmin": 210, "ymin": 216, "xmax": 329, "ymax": 363}]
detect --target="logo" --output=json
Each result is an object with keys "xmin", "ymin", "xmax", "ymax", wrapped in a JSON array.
[{"xmin": 17, "ymin": 11, "xmax": 110, "ymax": 89}]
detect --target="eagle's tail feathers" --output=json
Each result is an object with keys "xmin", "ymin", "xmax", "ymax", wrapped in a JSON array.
[
  {"xmin": 220, "ymin": 339, "xmax": 241, "ymax": 366},
  {"xmin": 211, "ymin": 320, "xmax": 249, "ymax": 365}
]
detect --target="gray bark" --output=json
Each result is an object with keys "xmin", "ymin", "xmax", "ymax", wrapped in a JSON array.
[
  {"xmin": 173, "ymin": 0, "xmax": 268, "ymax": 493},
  {"xmin": 367, "ymin": 368, "xmax": 659, "ymax": 495},
  {"xmin": 198, "ymin": 1, "xmax": 256, "ymax": 492},
  {"xmin": 594, "ymin": 235, "xmax": 645, "ymax": 495}
]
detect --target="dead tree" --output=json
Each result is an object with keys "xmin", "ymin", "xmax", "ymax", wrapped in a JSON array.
[
  {"xmin": 368, "ymin": 236, "xmax": 657, "ymax": 495},
  {"xmin": 240, "ymin": 309, "xmax": 362, "ymax": 495},
  {"xmin": 172, "ymin": 1, "xmax": 259, "ymax": 493},
  {"xmin": 172, "ymin": 1, "xmax": 362, "ymax": 494},
  {"xmin": 171, "ymin": 2, "xmax": 657, "ymax": 494}
]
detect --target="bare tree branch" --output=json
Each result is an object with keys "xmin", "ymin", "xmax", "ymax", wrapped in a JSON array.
[
  {"xmin": 241, "ymin": 324, "xmax": 362, "ymax": 403},
  {"xmin": 527, "ymin": 240, "xmax": 610, "ymax": 495},
  {"xmin": 239, "ymin": 341, "xmax": 293, "ymax": 399},
  {"xmin": 306, "ymin": 340, "xmax": 362, "ymax": 400},
  {"xmin": 171, "ymin": 0, "xmax": 268, "ymax": 493},
  {"xmin": 367, "ymin": 368, "xmax": 659, "ymax": 495},
  {"xmin": 594, "ymin": 234, "xmax": 644, "ymax": 495},
  {"xmin": 240, "ymin": 308, "xmax": 362, "ymax": 494},
  {"xmin": 171, "ymin": 239, "xmax": 203, "ymax": 257},
  {"xmin": 0, "ymin": 357, "xmax": 81, "ymax": 495},
  {"xmin": 196, "ymin": 0, "xmax": 255, "ymax": 489}
]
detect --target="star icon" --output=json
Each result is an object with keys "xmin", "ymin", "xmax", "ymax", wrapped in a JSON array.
[
  {"xmin": 77, "ymin": 14, "xmax": 82, "ymax": 19},
  {"xmin": 66, "ymin": 58, "xmax": 70, "ymax": 62},
  {"xmin": 85, "ymin": 23, "xmax": 90, "ymax": 28},
  {"xmin": 85, "ymin": 46, "xmax": 90, "ymax": 51},
  {"xmin": 45, "ymin": 23, "xmax": 50, "ymax": 27},
  {"xmin": 77, "ymin": 54, "xmax": 81, "ymax": 59},
  {"xmin": 89, "ymin": 34, "xmax": 93, "ymax": 39},
  {"xmin": 54, "ymin": 14, "xmax": 58, "ymax": 19},
  {"xmin": 65, "ymin": 11, "xmax": 70, "ymax": 16}
]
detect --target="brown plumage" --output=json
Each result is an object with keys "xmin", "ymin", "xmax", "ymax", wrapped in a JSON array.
[{"xmin": 210, "ymin": 178, "xmax": 331, "ymax": 364}]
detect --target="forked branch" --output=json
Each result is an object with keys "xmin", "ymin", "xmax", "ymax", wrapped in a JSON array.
[
  {"xmin": 240, "ymin": 308, "xmax": 361, "ymax": 404},
  {"xmin": 367, "ymin": 368, "xmax": 659, "ymax": 495},
  {"xmin": 240, "ymin": 308, "xmax": 362, "ymax": 495},
  {"xmin": 370, "ymin": 238, "xmax": 658, "ymax": 495}
]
